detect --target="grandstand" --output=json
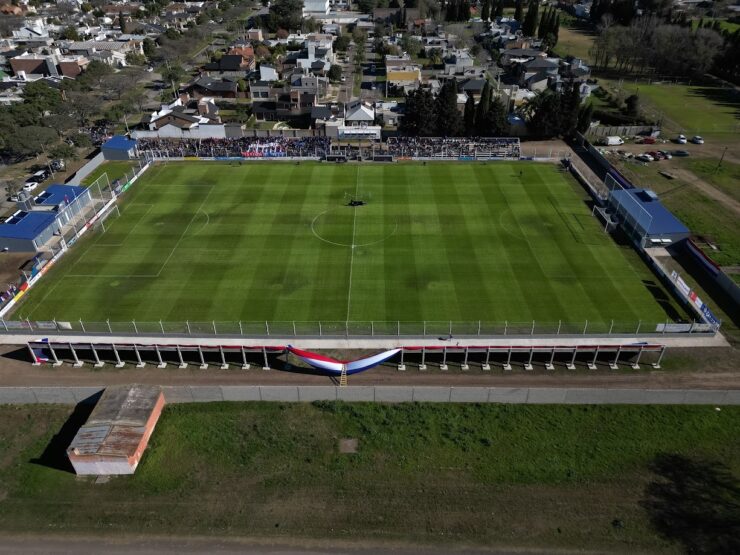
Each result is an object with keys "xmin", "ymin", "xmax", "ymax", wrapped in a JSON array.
[
  {"xmin": 386, "ymin": 137, "xmax": 521, "ymax": 159},
  {"xmin": 136, "ymin": 136, "xmax": 522, "ymax": 161}
]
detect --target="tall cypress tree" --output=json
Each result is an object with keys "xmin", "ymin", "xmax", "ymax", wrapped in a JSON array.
[
  {"xmin": 514, "ymin": 0, "xmax": 523, "ymax": 22},
  {"xmin": 522, "ymin": 0, "xmax": 539, "ymax": 37},
  {"xmin": 435, "ymin": 78, "xmax": 463, "ymax": 136},
  {"xmin": 537, "ymin": 7, "xmax": 550, "ymax": 39},
  {"xmin": 494, "ymin": 0, "xmax": 503, "ymax": 18},
  {"xmin": 463, "ymin": 93, "xmax": 476, "ymax": 136},
  {"xmin": 476, "ymin": 80, "xmax": 492, "ymax": 135},
  {"xmin": 481, "ymin": 0, "xmax": 490, "ymax": 22},
  {"xmin": 485, "ymin": 95, "xmax": 508, "ymax": 136}
]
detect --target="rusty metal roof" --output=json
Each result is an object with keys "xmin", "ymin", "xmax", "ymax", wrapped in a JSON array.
[
  {"xmin": 67, "ymin": 385, "xmax": 162, "ymax": 459},
  {"xmin": 87, "ymin": 384, "xmax": 162, "ymax": 427}
]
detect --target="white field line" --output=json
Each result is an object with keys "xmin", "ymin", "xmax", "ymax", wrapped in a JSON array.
[
  {"xmin": 346, "ymin": 166, "xmax": 360, "ymax": 322},
  {"xmin": 93, "ymin": 203, "xmax": 154, "ymax": 247},
  {"xmin": 155, "ymin": 185, "xmax": 215, "ymax": 277}
]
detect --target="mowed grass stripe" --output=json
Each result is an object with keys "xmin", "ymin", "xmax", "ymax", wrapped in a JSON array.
[
  {"xmin": 13, "ymin": 162, "xmax": 689, "ymax": 325},
  {"xmin": 471, "ymin": 166, "xmax": 530, "ymax": 321},
  {"xmin": 519, "ymin": 167, "xmax": 613, "ymax": 324}
]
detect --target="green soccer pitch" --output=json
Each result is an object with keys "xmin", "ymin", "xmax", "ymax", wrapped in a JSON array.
[{"xmin": 14, "ymin": 161, "xmax": 687, "ymax": 328}]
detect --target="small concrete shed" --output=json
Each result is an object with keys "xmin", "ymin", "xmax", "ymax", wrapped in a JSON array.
[{"xmin": 67, "ymin": 385, "xmax": 165, "ymax": 475}]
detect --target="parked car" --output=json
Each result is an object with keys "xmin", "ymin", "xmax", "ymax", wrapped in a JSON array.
[
  {"xmin": 691, "ymin": 135, "xmax": 704, "ymax": 144},
  {"xmin": 672, "ymin": 150, "xmax": 690, "ymax": 157},
  {"xmin": 50, "ymin": 159, "xmax": 65, "ymax": 171},
  {"xmin": 648, "ymin": 151, "xmax": 664, "ymax": 160},
  {"xmin": 636, "ymin": 154, "xmax": 654, "ymax": 162},
  {"xmin": 27, "ymin": 169, "xmax": 48, "ymax": 183},
  {"xmin": 658, "ymin": 150, "xmax": 672, "ymax": 160},
  {"xmin": 676, "ymin": 134, "xmax": 687, "ymax": 144},
  {"xmin": 22, "ymin": 181, "xmax": 39, "ymax": 192}
]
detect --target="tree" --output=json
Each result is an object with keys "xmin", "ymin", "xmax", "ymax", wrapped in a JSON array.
[
  {"xmin": 435, "ymin": 78, "xmax": 463, "ymax": 136},
  {"xmin": 142, "ymin": 37, "xmax": 156, "ymax": 60},
  {"xmin": 161, "ymin": 63, "xmax": 187, "ymax": 86},
  {"xmin": 481, "ymin": 0, "xmax": 490, "ymax": 22},
  {"xmin": 60, "ymin": 26, "xmax": 80, "ymax": 41},
  {"xmin": 484, "ymin": 96, "xmax": 508, "ymax": 136},
  {"xmin": 125, "ymin": 51, "xmax": 147, "ymax": 65},
  {"xmin": 49, "ymin": 143, "xmax": 77, "ymax": 162},
  {"xmin": 463, "ymin": 93, "xmax": 476, "ymax": 135},
  {"xmin": 119, "ymin": 10, "xmax": 126, "ymax": 32},
  {"xmin": 335, "ymin": 35, "xmax": 351, "ymax": 52},
  {"xmin": 475, "ymin": 80, "xmax": 492, "ymax": 134},
  {"xmin": 66, "ymin": 91, "xmax": 99, "ymax": 125},
  {"xmin": 625, "ymin": 93, "xmax": 639, "ymax": 117},
  {"xmin": 267, "ymin": 0, "xmax": 304, "ymax": 31},
  {"xmin": 576, "ymin": 102, "xmax": 594, "ymax": 133},
  {"xmin": 494, "ymin": 0, "xmax": 503, "ymax": 18},
  {"xmin": 45, "ymin": 114, "xmax": 76, "ymax": 137},
  {"xmin": 328, "ymin": 64, "xmax": 343, "ymax": 82},
  {"xmin": 400, "ymin": 33, "xmax": 421, "ymax": 57},
  {"xmin": 522, "ymin": 0, "xmax": 540, "ymax": 37},
  {"xmin": 12, "ymin": 126, "xmax": 58, "ymax": 158},
  {"xmin": 165, "ymin": 27, "xmax": 180, "ymax": 40},
  {"xmin": 22, "ymin": 80, "xmax": 62, "ymax": 113},
  {"xmin": 400, "ymin": 88, "xmax": 437, "ymax": 136},
  {"xmin": 80, "ymin": 60, "xmax": 113, "ymax": 89},
  {"xmin": 514, "ymin": 0, "xmax": 523, "ymax": 22}
]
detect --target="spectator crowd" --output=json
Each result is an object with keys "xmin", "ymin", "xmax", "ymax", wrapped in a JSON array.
[
  {"xmin": 386, "ymin": 137, "xmax": 521, "ymax": 159},
  {"xmin": 137, "ymin": 137, "xmax": 332, "ymax": 159},
  {"xmin": 134, "ymin": 136, "xmax": 520, "ymax": 160}
]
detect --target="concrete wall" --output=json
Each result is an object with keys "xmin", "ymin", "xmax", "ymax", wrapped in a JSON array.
[
  {"xmin": 68, "ymin": 152, "xmax": 106, "ymax": 185},
  {"xmin": 0, "ymin": 386, "xmax": 738, "ymax": 406}
]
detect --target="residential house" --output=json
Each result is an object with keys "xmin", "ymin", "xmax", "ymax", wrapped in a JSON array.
[
  {"xmin": 304, "ymin": 0, "xmax": 330, "ymax": 15},
  {"xmin": 143, "ymin": 96, "xmax": 221, "ymax": 131},
  {"xmin": 10, "ymin": 51, "xmax": 89, "ymax": 78},
  {"xmin": 246, "ymin": 28, "xmax": 263, "ymax": 42},
  {"xmin": 11, "ymin": 18, "xmax": 50, "ymax": 42},
  {"xmin": 499, "ymin": 48, "xmax": 547, "ymax": 66},
  {"xmin": 444, "ymin": 50, "xmax": 474, "ymax": 76},
  {"xmin": 259, "ymin": 65, "xmax": 279, "ymax": 82},
  {"xmin": 64, "ymin": 40, "xmax": 142, "ymax": 67},
  {"xmin": 185, "ymin": 76, "xmax": 238, "ymax": 99},
  {"xmin": 385, "ymin": 55, "xmax": 422, "ymax": 97}
]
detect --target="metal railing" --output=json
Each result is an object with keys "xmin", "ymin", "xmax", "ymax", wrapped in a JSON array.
[{"xmin": 1, "ymin": 319, "xmax": 718, "ymax": 337}]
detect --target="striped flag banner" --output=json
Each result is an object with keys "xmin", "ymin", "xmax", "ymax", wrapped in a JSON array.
[{"xmin": 287, "ymin": 346, "xmax": 401, "ymax": 375}]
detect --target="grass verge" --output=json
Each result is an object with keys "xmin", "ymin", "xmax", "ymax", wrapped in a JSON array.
[{"xmin": 0, "ymin": 402, "xmax": 738, "ymax": 552}]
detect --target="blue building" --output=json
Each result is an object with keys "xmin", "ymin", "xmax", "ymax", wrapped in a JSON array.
[
  {"xmin": 0, "ymin": 185, "xmax": 94, "ymax": 252},
  {"xmin": 0, "ymin": 210, "xmax": 60, "ymax": 252},
  {"xmin": 102, "ymin": 135, "xmax": 138, "ymax": 160},
  {"xmin": 608, "ymin": 188, "xmax": 690, "ymax": 246}
]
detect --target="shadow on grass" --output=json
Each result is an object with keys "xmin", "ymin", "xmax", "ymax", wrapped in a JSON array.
[
  {"xmin": 687, "ymin": 87, "xmax": 740, "ymax": 121},
  {"xmin": 641, "ymin": 453, "xmax": 740, "ymax": 554},
  {"xmin": 30, "ymin": 396, "xmax": 100, "ymax": 474}
]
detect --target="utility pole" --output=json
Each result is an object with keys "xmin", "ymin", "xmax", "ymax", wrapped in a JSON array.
[{"xmin": 716, "ymin": 146, "xmax": 728, "ymax": 173}]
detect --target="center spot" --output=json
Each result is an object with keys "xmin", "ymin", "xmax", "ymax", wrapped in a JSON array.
[{"xmin": 311, "ymin": 205, "xmax": 397, "ymax": 248}]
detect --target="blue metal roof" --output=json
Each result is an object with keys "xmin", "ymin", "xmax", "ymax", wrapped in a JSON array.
[
  {"xmin": 0, "ymin": 210, "xmax": 57, "ymax": 240},
  {"xmin": 611, "ymin": 188, "xmax": 690, "ymax": 235},
  {"xmin": 34, "ymin": 184, "xmax": 86, "ymax": 207},
  {"xmin": 102, "ymin": 135, "xmax": 137, "ymax": 151}
]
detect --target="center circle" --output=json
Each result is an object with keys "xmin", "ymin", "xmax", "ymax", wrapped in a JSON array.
[{"xmin": 311, "ymin": 205, "xmax": 398, "ymax": 248}]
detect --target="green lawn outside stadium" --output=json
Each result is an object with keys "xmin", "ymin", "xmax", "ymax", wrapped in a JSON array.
[
  {"xmin": 14, "ymin": 161, "xmax": 686, "ymax": 328},
  {"xmin": 1, "ymin": 402, "xmax": 739, "ymax": 550}
]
